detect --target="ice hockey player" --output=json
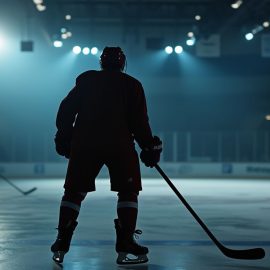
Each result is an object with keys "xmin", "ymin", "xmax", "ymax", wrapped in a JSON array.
[{"xmin": 51, "ymin": 46, "xmax": 162, "ymax": 264}]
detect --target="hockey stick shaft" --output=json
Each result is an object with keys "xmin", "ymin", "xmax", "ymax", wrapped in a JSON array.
[
  {"xmin": 155, "ymin": 164, "xmax": 265, "ymax": 260},
  {"xmin": 0, "ymin": 174, "xmax": 37, "ymax": 195},
  {"xmin": 155, "ymin": 165, "xmax": 221, "ymax": 247}
]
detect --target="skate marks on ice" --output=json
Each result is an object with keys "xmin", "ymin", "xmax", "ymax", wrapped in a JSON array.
[
  {"xmin": 117, "ymin": 264, "xmax": 168, "ymax": 270},
  {"xmin": 204, "ymin": 217, "xmax": 267, "ymax": 231},
  {"xmin": 0, "ymin": 179, "xmax": 269, "ymax": 270},
  {"xmin": 212, "ymin": 265, "xmax": 270, "ymax": 270}
]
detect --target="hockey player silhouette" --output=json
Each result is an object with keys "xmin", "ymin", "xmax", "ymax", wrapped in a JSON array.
[{"xmin": 51, "ymin": 47, "xmax": 162, "ymax": 264}]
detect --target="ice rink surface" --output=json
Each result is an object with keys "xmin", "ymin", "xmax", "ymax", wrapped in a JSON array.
[{"xmin": 0, "ymin": 177, "xmax": 269, "ymax": 270}]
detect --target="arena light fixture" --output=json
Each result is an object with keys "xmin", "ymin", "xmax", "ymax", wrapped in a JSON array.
[
  {"xmin": 33, "ymin": 0, "xmax": 43, "ymax": 4},
  {"xmin": 186, "ymin": 38, "xmax": 196, "ymax": 46},
  {"xmin": 91, "ymin": 47, "xmax": 98, "ymax": 55},
  {"xmin": 263, "ymin": 21, "xmax": 270, "ymax": 28},
  {"xmin": 36, "ymin": 4, "xmax": 46, "ymax": 11},
  {"xmin": 195, "ymin": 15, "xmax": 201, "ymax": 21},
  {"xmin": 231, "ymin": 0, "xmax": 243, "ymax": 9},
  {"xmin": 73, "ymin": 46, "xmax": 81, "ymax": 54},
  {"xmin": 53, "ymin": 40, "xmax": 63, "ymax": 48},
  {"xmin": 245, "ymin": 33, "xmax": 254, "ymax": 40},
  {"xmin": 165, "ymin": 46, "xmax": 173, "ymax": 54},
  {"xmin": 61, "ymin": 33, "xmax": 68, "ymax": 39},
  {"xmin": 174, "ymin": 46, "xmax": 183, "ymax": 54},
  {"xmin": 82, "ymin": 47, "xmax": 90, "ymax": 55},
  {"xmin": 265, "ymin": 115, "xmax": 270, "ymax": 121},
  {"xmin": 65, "ymin": 14, "xmax": 72, "ymax": 20}
]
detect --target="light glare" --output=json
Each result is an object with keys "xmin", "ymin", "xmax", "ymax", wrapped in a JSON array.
[
  {"xmin": 36, "ymin": 4, "xmax": 46, "ymax": 11},
  {"xmin": 245, "ymin": 33, "xmax": 254, "ymax": 40},
  {"xmin": 33, "ymin": 0, "xmax": 43, "ymax": 4},
  {"xmin": 61, "ymin": 33, "xmax": 68, "ymax": 39},
  {"xmin": 186, "ymin": 38, "xmax": 195, "ymax": 46},
  {"xmin": 174, "ymin": 46, "xmax": 183, "ymax": 54},
  {"xmin": 266, "ymin": 115, "xmax": 270, "ymax": 121},
  {"xmin": 53, "ymin": 41, "xmax": 63, "ymax": 48},
  {"xmin": 91, "ymin": 47, "xmax": 98, "ymax": 55},
  {"xmin": 65, "ymin": 14, "xmax": 72, "ymax": 20},
  {"xmin": 231, "ymin": 0, "xmax": 243, "ymax": 9},
  {"xmin": 195, "ymin": 15, "xmax": 201, "ymax": 21},
  {"xmin": 73, "ymin": 46, "xmax": 81, "ymax": 54},
  {"xmin": 263, "ymin": 21, "xmax": 270, "ymax": 28},
  {"xmin": 82, "ymin": 47, "xmax": 90, "ymax": 55},
  {"xmin": 252, "ymin": 25, "xmax": 263, "ymax": 34},
  {"xmin": 165, "ymin": 46, "xmax": 173, "ymax": 54},
  {"xmin": 0, "ymin": 35, "xmax": 5, "ymax": 50}
]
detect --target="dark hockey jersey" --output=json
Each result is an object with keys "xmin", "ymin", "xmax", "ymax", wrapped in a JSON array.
[{"xmin": 56, "ymin": 70, "xmax": 153, "ymax": 150}]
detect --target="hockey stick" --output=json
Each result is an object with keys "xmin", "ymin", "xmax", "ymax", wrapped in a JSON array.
[
  {"xmin": 155, "ymin": 164, "xmax": 265, "ymax": 260},
  {"xmin": 0, "ymin": 174, "xmax": 37, "ymax": 196}
]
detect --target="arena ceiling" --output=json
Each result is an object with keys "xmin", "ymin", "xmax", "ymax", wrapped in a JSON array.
[
  {"xmin": 44, "ymin": 0, "xmax": 270, "ymax": 26},
  {"xmin": 29, "ymin": 0, "xmax": 270, "ymax": 31}
]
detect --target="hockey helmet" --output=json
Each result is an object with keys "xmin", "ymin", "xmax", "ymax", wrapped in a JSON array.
[{"xmin": 100, "ymin": 47, "xmax": 126, "ymax": 71}]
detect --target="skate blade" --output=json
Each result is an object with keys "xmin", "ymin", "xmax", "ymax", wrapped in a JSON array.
[
  {"xmin": 52, "ymin": 251, "xmax": 66, "ymax": 264},
  {"xmin": 116, "ymin": 252, "xmax": 148, "ymax": 265}
]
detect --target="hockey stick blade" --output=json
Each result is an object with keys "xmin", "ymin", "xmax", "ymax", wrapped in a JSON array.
[
  {"xmin": 219, "ymin": 245, "xmax": 265, "ymax": 260},
  {"xmin": 155, "ymin": 165, "xmax": 265, "ymax": 260},
  {"xmin": 23, "ymin": 187, "xmax": 38, "ymax": 196},
  {"xmin": 0, "ymin": 174, "xmax": 37, "ymax": 196}
]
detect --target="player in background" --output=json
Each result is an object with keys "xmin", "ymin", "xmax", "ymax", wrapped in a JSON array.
[{"xmin": 51, "ymin": 47, "xmax": 162, "ymax": 265}]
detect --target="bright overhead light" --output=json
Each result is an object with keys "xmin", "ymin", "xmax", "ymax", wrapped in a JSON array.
[
  {"xmin": 53, "ymin": 40, "xmax": 63, "ymax": 48},
  {"xmin": 65, "ymin": 14, "xmax": 72, "ymax": 20},
  {"xmin": 36, "ymin": 4, "xmax": 46, "ymax": 11},
  {"xmin": 186, "ymin": 38, "xmax": 196, "ymax": 46},
  {"xmin": 245, "ymin": 33, "xmax": 254, "ymax": 40},
  {"xmin": 61, "ymin": 28, "xmax": 67, "ymax": 33},
  {"xmin": 61, "ymin": 33, "xmax": 68, "ymax": 39},
  {"xmin": 263, "ymin": 21, "xmax": 270, "ymax": 28},
  {"xmin": 73, "ymin": 46, "xmax": 81, "ymax": 54},
  {"xmin": 174, "ymin": 46, "xmax": 183, "ymax": 54},
  {"xmin": 33, "ymin": 0, "xmax": 43, "ymax": 4},
  {"xmin": 195, "ymin": 15, "xmax": 201, "ymax": 21},
  {"xmin": 82, "ymin": 47, "xmax": 90, "ymax": 55},
  {"xmin": 66, "ymin": 32, "xmax": 72, "ymax": 37},
  {"xmin": 91, "ymin": 47, "xmax": 98, "ymax": 55},
  {"xmin": 165, "ymin": 46, "xmax": 173, "ymax": 54},
  {"xmin": 231, "ymin": 0, "xmax": 243, "ymax": 9},
  {"xmin": 187, "ymin": 32, "xmax": 194, "ymax": 38},
  {"xmin": 265, "ymin": 115, "xmax": 270, "ymax": 121}
]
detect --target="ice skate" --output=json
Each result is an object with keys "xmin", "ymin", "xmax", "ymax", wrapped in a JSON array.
[
  {"xmin": 114, "ymin": 218, "xmax": 149, "ymax": 265},
  {"xmin": 51, "ymin": 220, "xmax": 78, "ymax": 263}
]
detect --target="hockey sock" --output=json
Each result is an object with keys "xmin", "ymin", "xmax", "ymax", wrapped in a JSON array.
[
  {"xmin": 117, "ymin": 192, "xmax": 138, "ymax": 235},
  {"xmin": 58, "ymin": 190, "xmax": 87, "ymax": 228}
]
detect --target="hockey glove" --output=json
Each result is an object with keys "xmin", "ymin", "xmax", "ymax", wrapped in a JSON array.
[
  {"xmin": 54, "ymin": 130, "xmax": 72, "ymax": 159},
  {"xmin": 140, "ymin": 136, "xmax": 162, "ymax": 167}
]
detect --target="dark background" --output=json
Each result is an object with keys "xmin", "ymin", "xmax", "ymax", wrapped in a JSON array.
[{"xmin": 1, "ymin": 0, "xmax": 270, "ymax": 162}]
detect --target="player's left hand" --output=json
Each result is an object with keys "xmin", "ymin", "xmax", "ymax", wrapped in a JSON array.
[{"xmin": 54, "ymin": 130, "xmax": 71, "ymax": 159}]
